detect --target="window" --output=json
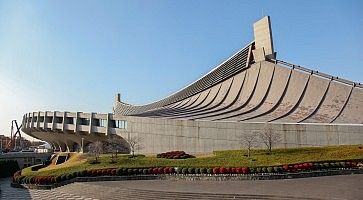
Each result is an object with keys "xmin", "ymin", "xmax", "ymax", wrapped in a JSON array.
[
  {"xmin": 54, "ymin": 117, "xmax": 63, "ymax": 123},
  {"xmin": 116, "ymin": 120, "xmax": 127, "ymax": 129},
  {"xmin": 110, "ymin": 120, "xmax": 127, "ymax": 129},
  {"xmin": 79, "ymin": 118, "xmax": 90, "ymax": 126},
  {"xmin": 99, "ymin": 119, "xmax": 107, "ymax": 127},
  {"xmin": 45, "ymin": 116, "xmax": 53, "ymax": 123},
  {"xmin": 39, "ymin": 116, "xmax": 44, "ymax": 123},
  {"xmin": 65, "ymin": 117, "xmax": 74, "ymax": 124}
]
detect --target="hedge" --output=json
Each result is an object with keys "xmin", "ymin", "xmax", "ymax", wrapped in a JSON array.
[
  {"xmin": 156, "ymin": 151, "xmax": 193, "ymax": 159},
  {"xmin": 12, "ymin": 160, "xmax": 362, "ymax": 185}
]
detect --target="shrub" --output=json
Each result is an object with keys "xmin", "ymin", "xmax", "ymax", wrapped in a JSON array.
[
  {"xmin": 102, "ymin": 169, "xmax": 108, "ymax": 175},
  {"xmin": 231, "ymin": 168, "xmax": 236, "ymax": 174},
  {"xmin": 213, "ymin": 167, "xmax": 219, "ymax": 174},
  {"xmin": 282, "ymin": 165, "xmax": 289, "ymax": 172},
  {"xmin": 219, "ymin": 167, "xmax": 226, "ymax": 174},
  {"xmin": 267, "ymin": 167, "xmax": 274, "ymax": 173},
  {"xmin": 111, "ymin": 169, "xmax": 117, "ymax": 176},
  {"xmin": 164, "ymin": 167, "xmax": 170, "ymax": 174},
  {"xmin": 66, "ymin": 173, "xmax": 73, "ymax": 180},
  {"xmin": 261, "ymin": 167, "xmax": 267, "ymax": 173},
  {"xmin": 207, "ymin": 168, "xmax": 213, "ymax": 174},
  {"xmin": 157, "ymin": 167, "xmax": 164, "ymax": 174},
  {"xmin": 256, "ymin": 167, "xmax": 261, "ymax": 173},
  {"xmin": 156, "ymin": 151, "xmax": 193, "ymax": 159},
  {"xmin": 323, "ymin": 163, "xmax": 330, "ymax": 169},
  {"xmin": 55, "ymin": 176, "xmax": 62, "ymax": 183},
  {"xmin": 181, "ymin": 168, "xmax": 188, "ymax": 174},
  {"xmin": 152, "ymin": 168, "xmax": 159, "ymax": 174},
  {"xmin": 249, "ymin": 167, "xmax": 256, "ymax": 174},
  {"xmin": 242, "ymin": 167, "xmax": 250, "ymax": 174},
  {"xmin": 127, "ymin": 168, "xmax": 133, "ymax": 175},
  {"xmin": 273, "ymin": 166, "xmax": 281, "ymax": 173},
  {"xmin": 176, "ymin": 167, "xmax": 182, "ymax": 174},
  {"xmin": 169, "ymin": 167, "xmax": 175, "ymax": 174},
  {"xmin": 194, "ymin": 168, "xmax": 200, "ymax": 174},
  {"xmin": 30, "ymin": 177, "xmax": 36, "ymax": 184},
  {"xmin": 188, "ymin": 168, "xmax": 195, "ymax": 174},
  {"xmin": 200, "ymin": 168, "xmax": 207, "ymax": 174}
]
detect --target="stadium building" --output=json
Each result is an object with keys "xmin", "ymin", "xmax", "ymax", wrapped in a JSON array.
[{"xmin": 22, "ymin": 16, "xmax": 363, "ymax": 153}]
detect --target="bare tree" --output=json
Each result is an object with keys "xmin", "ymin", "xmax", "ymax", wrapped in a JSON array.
[
  {"xmin": 126, "ymin": 135, "xmax": 144, "ymax": 158},
  {"xmin": 105, "ymin": 134, "xmax": 128, "ymax": 162},
  {"xmin": 238, "ymin": 131, "xmax": 259, "ymax": 157},
  {"xmin": 88, "ymin": 141, "xmax": 103, "ymax": 162},
  {"xmin": 259, "ymin": 123, "xmax": 282, "ymax": 154}
]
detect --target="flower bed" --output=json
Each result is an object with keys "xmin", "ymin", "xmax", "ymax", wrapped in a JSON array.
[
  {"xmin": 12, "ymin": 160, "xmax": 363, "ymax": 186},
  {"xmin": 156, "ymin": 151, "xmax": 193, "ymax": 159}
]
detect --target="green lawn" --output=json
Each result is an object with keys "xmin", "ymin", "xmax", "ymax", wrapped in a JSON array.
[{"xmin": 22, "ymin": 145, "xmax": 363, "ymax": 176}]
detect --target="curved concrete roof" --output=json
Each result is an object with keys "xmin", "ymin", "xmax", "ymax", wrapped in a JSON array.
[{"xmin": 114, "ymin": 47, "xmax": 363, "ymax": 124}]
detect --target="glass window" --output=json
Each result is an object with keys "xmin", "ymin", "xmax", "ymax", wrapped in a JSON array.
[
  {"xmin": 111, "ymin": 120, "xmax": 127, "ymax": 129},
  {"xmin": 99, "ymin": 119, "xmax": 107, "ymax": 127}
]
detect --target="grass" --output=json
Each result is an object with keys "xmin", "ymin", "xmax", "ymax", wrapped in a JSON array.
[{"xmin": 22, "ymin": 145, "xmax": 363, "ymax": 176}]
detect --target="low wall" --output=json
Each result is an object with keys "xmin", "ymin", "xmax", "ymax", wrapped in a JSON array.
[{"xmin": 118, "ymin": 116, "xmax": 363, "ymax": 154}]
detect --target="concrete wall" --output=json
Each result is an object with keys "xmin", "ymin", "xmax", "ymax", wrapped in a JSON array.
[
  {"xmin": 119, "ymin": 116, "xmax": 363, "ymax": 154},
  {"xmin": 22, "ymin": 111, "xmax": 363, "ymax": 154},
  {"xmin": 0, "ymin": 152, "xmax": 52, "ymax": 169}
]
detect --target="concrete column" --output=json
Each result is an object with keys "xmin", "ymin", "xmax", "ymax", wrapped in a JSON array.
[
  {"xmin": 106, "ymin": 113, "xmax": 110, "ymax": 135},
  {"xmin": 30, "ymin": 112, "xmax": 36, "ymax": 129},
  {"xmin": 89, "ymin": 112, "xmax": 94, "ymax": 134},
  {"xmin": 62, "ymin": 112, "xmax": 66, "ymax": 131},
  {"xmin": 51, "ymin": 111, "xmax": 56, "ymax": 130},
  {"xmin": 24, "ymin": 113, "xmax": 28, "ymax": 129},
  {"xmin": 74, "ymin": 112, "xmax": 79, "ymax": 133},
  {"xmin": 44, "ymin": 111, "xmax": 48, "ymax": 129},
  {"xmin": 36, "ymin": 112, "xmax": 40, "ymax": 129}
]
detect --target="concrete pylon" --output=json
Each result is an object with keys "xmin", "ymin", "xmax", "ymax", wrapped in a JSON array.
[{"xmin": 253, "ymin": 16, "xmax": 275, "ymax": 62}]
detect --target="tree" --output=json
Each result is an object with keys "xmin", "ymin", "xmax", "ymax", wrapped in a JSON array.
[
  {"xmin": 259, "ymin": 123, "xmax": 282, "ymax": 154},
  {"xmin": 126, "ymin": 135, "xmax": 144, "ymax": 158},
  {"xmin": 105, "ymin": 134, "xmax": 128, "ymax": 162},
  {"xmin": 88, "ymin": 141, "xmax": 103, "ymax": 162},
  {"xmin": 238, "ymin": 131, "xmax": 259, "ymax": 157}
]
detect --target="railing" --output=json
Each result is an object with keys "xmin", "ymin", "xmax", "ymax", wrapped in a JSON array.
[{"xmin": 271, "ymin": 59, "xmax": 363, "ymax": 89}]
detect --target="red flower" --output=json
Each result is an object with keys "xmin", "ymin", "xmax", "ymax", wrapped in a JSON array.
[
  {"xmin": 219, "ymin": 167, "xmax": 227, "ymax": 174},
  {"xmin": 242, "ymin": 167, "xmax": 250, "ymax": 174}
]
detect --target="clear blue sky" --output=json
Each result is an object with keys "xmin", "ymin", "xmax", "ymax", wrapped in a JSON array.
[{"xmin": 0, "ymin": 0, "xmax": 362, "ymax": 139}]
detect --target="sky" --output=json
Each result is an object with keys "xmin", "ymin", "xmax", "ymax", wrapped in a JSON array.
[{"xmin": 0, "ymin": 0, "xmax": 362, "ymax": 140}]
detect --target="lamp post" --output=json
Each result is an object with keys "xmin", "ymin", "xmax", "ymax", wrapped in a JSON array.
[{"xmin": 81, "ymin": 137, "xmax": 84, "ymax": 153}]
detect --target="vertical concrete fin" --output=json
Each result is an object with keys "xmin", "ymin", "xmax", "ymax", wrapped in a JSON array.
[{"xmin": 253, "ymin": 16, "xmax": 275, "ymax": 61}]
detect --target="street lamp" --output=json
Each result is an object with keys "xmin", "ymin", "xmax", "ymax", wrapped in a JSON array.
[{"xmin": 81, "ymin": 137, "xmax": 84, "ymax": 153}]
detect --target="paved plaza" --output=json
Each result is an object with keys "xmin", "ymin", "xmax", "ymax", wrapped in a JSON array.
[{"xmin": 1, "ymin": 174, "xmax": 363, "ymax": 199}]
